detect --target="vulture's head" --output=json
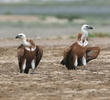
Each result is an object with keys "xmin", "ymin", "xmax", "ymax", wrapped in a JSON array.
[
  {"xmin": 16, "ymin": 33, "xmax": 26, "ymax": 39},
  {"xmin": 81, "ymin": 24, "xmax": 93, "ymax": 31}
]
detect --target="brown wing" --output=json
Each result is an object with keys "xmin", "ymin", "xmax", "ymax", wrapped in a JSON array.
[
  {"xmin": 61, "ymin": 47, "xmax": 70, "ymax": 64},
  {"xmin": 60, "ymin": 46, "xmax": 100, "ymax": 69},
  {"xmin": 35, "ymin": 45, "xmax": 43, "ymax": 68},
  {"xmin": 60, "ymin": 46, "xmax": 75, "ymax": 69},
  {"xmin": 86, "ymin": 46, "xmax": 100, "ymax": 62},
  {"xmin": 17, "ymin": 44, "xmax": 25, "ymax": 73}
]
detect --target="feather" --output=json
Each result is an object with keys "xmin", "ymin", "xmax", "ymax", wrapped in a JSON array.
[
  {"xmin": 61, "ymin": 45, "xmax": 100, "ymax": 69},
  {"xmin": 17, "ymin": 44, "xmax": 43, "ymax": 74}
]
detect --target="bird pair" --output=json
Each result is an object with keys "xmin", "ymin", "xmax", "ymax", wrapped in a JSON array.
[{"xmin": 16, "ymin": 24, "xmax": 100, "ymax": 74}]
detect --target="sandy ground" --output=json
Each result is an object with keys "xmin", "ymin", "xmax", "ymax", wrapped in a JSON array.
[{"xmin": 0, "ymin": 38, "xmax": 110, "ymax": 100}]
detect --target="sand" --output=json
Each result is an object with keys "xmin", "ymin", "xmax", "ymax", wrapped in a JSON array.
[{"xmin": 0, "ymin": 38, "xmax": 110, "ymax": 100}]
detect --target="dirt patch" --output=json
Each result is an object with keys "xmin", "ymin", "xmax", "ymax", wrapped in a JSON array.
[{"xmin": 0, "ymin": 38, "xmax": 110, "ymax": 100}]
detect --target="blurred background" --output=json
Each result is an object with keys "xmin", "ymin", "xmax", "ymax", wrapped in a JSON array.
[{"xmin": 0, "ymin": 0, "xmax": 110, "ymax": 38}]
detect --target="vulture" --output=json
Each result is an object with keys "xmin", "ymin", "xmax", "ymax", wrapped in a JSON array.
[
  {"xmin": 61, "ymin": 24, "xmax": 100, "ymax": 70},
  {"xmin": 16, "ymin": 33, "xmax": 43, "ymax": 74}
]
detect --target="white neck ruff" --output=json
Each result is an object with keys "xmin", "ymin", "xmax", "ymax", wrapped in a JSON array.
[
  {"xmin": 77, "ymin": 40, "xmax": 88, "ymax": 47},
  {"xmin": 22, "ymin": 38, "xmax": 31, "ymax": 47},
  {"xmin": 81, "ymin": 29, "xmax": 88, "ymax": 40}
]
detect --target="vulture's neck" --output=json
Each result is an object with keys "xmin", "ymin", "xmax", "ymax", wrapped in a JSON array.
[
  {"xmin": 77, "ymin": 29, "xmax": 88, "ymax": 47},
  {"xmin": 22, "ymin": 38, "xmax": 31, "ymax": 47},
  {"xmin": 81, "ymin": 29, "xmax": 88, "ymax": 40}
]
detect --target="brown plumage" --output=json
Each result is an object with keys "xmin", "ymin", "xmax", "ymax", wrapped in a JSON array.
[
  {"xmin": 16, "ymin": 33, "xmax": 43, "ymax": 74},
  {"xmin": 60, "ymin": 24, "xmax": 100, "ymax": 69},
  {"xmin": 17, "ymin": 45, "xmax": 43, "ymax": 74},
  {"xmin": 61, "ymin": 45, "xmax": 100, "ymax": 69},
  {"xmin": 60, "ymin": 42, "xmax": 86, "ymax": 69},
  {"xmin": 60, "ymin": 33, "xmax": 100, "ymax": 69},
  {"xmin": 26, "ymin": 39, "xmax": 35, "ymax": 48}
]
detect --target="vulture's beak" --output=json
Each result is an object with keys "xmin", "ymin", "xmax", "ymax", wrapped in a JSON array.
[
  {"xmin": 16, "ymin": 35, "xmax": 20, "ymax": 39},
  {"xmin": 88, "ymin": 26, "xmax": 93, "ymax": 29}
]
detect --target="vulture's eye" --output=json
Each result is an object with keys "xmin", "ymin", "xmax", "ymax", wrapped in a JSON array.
[{"xmin": 86, "ymin": 26, "xmax": 89, "ymax": 28}]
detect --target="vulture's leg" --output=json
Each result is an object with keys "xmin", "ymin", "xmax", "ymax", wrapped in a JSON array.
[
  {"xmin": 24, "ymin": 61, "xmax": 30, "ymax": 74},
  {"xmin": 24, "ymin": 66, "xmax": 29, "ymax": 74},
  {"xmin": 22, "ymin": 59, "xmax": 26, "ymax": 73},
  {"xmin": 86, "ymin": 47, "xmax": 100, "ymax": 62},
  {"xmin": 73, "ymin": 55, "xmax": 78, "ymax": 69},
  {"xmin": 31, "ymin": 59, "xmax": 36, "ymax": 74},
  {"xmin": 82, "ymin": 54, "xmax": 87, "ymax": 70}
]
